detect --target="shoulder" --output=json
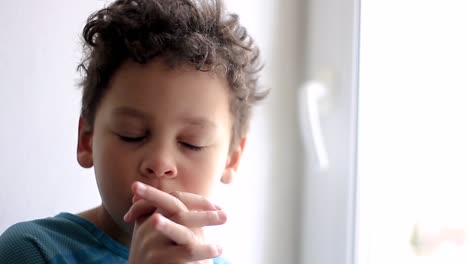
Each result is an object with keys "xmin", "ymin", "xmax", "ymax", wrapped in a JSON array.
[
  {"xmin": 0, "ymin": 214, "xmax": 95, "ymax": 263},
  {"xmin": 0, "ymin": 213, "xmax": 129, "ymax": 263},
  {"xmin": 213, "ymin": 256, "xmax": 231, "ymax": 264},
  {"xmin": 0, "ymin": 220, "xmax": 50, "ymax": 263},
  {"xmin": 0, "ymin": 214, "xmax": 86, "ymax": 247}
]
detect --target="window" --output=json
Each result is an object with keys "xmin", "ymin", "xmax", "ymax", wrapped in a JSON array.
[{"xmin": 358, "ymin": 1, "xmax": 468, "ymax": 263}]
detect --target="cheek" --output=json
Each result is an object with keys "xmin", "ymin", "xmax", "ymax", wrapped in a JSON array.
[
  {"xmin": 92, "ymin": 136, "xmax": 135, "ymax": 203},
  {"xmin": 179, "ymin": 152, "xmax": 227, "ymax": 196},
  {"xmin": 94, "ymin": 138, "xmax": 123, "ymax": 178},
  {"xmin": 93, "ymin": 132, "xmax": 135, "ymax": 169}
]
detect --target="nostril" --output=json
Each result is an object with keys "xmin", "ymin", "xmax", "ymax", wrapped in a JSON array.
[
  {"xmin": 142, "ymin": 165, "xmax": 177, "ymax": 178},
  {"xmin": 161, "ymin": 169, "xmax": 177, "ymax": 178}
]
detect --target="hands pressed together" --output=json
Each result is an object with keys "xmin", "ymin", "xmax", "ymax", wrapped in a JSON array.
[{"xmin": 123, "ymin": 182, "xmax": 227, "ymax": 264}]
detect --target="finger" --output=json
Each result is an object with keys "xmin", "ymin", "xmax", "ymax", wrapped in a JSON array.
[
  {"xmin": 151, "ymin": 212, "xmax": 199, "ymax": 246},
  {"xmin": 171, "ymin": 210, "xmax": 227, "ymax": 228},
  {"xmin": 160, "ymin": 244, "xmax": 222, "ymax": 262},
  {"xmin": 170, "ymin": 191, "xmax": 221, "ymax": 211},
  {"xmin": 132, "ymin": 194, "xmax": 142, "ymax": 203},
  {"xmin": 124, "ymin": 199, "xmax": 157, "ymax": 223},
  {"xmin": 132, "ymin": 182, "xmax": 188, "ymax": 216}
]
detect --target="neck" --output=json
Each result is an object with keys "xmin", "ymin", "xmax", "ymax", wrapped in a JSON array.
[{"xmin": 79, "ymin": 205, "xmax": 132, "ymax": 247}]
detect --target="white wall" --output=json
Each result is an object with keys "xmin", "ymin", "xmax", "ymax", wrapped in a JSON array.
[
  {"xmin": 0, "ymin": 0, "xmax": 304, "ymax": 263},
  {"xmin": 0, "ymin": 0, "xmax": 104, "ymax": 229}
]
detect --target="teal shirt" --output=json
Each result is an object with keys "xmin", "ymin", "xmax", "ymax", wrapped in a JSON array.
[{"xmin": 0, "ymin": 213, "xmax": 229, "ymax": 264}]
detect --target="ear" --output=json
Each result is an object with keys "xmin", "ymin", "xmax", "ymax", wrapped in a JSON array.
[
  {"xmin": 77, "ymin": 116, "xmax": 94, "ymax": 168},
  {"xmin": 221, "ymin": 136, "xmax": 247, "ymax": 184}
]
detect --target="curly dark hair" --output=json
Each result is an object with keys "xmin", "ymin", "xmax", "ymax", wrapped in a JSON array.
[{"xmin": 77, "ymin": 0, "xmax": 267, "ymax": 149}]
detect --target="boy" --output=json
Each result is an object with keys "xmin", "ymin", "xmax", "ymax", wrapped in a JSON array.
[{"xmin": 0, "ymin": 0, "xmax": 267, "ymax": 263}]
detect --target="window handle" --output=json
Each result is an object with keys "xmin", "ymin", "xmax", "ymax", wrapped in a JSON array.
[{"xmin": 299, "ymin": 81, "xmax": 330, "ymax": 171}]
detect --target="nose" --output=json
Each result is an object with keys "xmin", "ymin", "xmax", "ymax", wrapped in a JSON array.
[{"xmin": 139, "ymin": 146, "xmax": 178, "ymax": 179}]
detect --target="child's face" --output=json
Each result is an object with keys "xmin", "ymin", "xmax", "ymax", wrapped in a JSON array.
[{"xmin": 77, "ymin": 59, "xmax": 243, "ymax": 234}]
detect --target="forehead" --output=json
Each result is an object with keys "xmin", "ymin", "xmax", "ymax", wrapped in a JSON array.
[{"xmin": 97, "ymin": 59, "xmax": 232, "ymax": 126}]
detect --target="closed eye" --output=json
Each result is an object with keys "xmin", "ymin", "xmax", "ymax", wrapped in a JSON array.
[
  {"xmin": 119, "ymin": 135, "xmax": 145, "ymax": 143},
  {"xmin": 179, "ymin": 142, "xmax": 205, "ymax": 151}
]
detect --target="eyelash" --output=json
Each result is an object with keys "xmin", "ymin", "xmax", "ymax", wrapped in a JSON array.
[
  {"xmin": 179, "ymin": 142, "xmax": 205, "ymax": 151},
  {"xmin": 119, "ymin": 135, "xmax": 145, "ymax": 143},
  {"xmin": 118, "ymin": 135, "xmax": 205, "ymax": 151}
]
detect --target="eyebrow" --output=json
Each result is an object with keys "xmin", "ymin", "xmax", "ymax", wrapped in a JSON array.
[
  {"xmin": 111, "ymin": 106, "xmax": 216, "ymax": 128},
  {"xmin": 111, "ymin": 107, "xmax": 150, "ymax": 119},
  {"xmin": 180, "ymin": 116, "xmax": 217, "ymax": 129}
]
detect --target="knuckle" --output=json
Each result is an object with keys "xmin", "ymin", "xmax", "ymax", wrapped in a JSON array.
[
  {"xmin": 207, "ymin": 244, "xmax": 219, "ymax": 257},
  {"xmin": 200, "ymin": 197, "xmax": 211, "ymax": 206},
  {"xmin": 185, "ymin": 244, "xmax": 198, "ymax": 259},
  {"xmin": 170, "ymin": 199, "xmax": 186, "ymax": 212},
  {"xmin": 206, "ymin": 211, "xmax": 218, "ymax": 222},
  {"xmin": 170, "ymin": 191, "xmax": 182, "ymax": 199},
  {"xmin": 170, "ymin": 212, "xmax": 183, "ymax": 224},
  {"xmin": 184, "ymin": 229, "xmax": 198, "ymax": 244},
  {"xmin": 151, "ymin": 213, "xmax": 163, "ymax": 228},
  {"xmin": 190, "ymin": 231, "xmax": 200, "ymax": 243},
  {"xmin": 207, "ymin": 210, "xmax": 223, "ymax": 224}
]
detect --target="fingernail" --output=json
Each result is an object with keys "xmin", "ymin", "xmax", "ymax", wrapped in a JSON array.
[
  {"xmin": 123, "ymin": 212, "xmax": 130, "ymax": 222},
  {"xmin": 215, "ymin": 204, "xmax": 222, "ymax": 210},
  {"xmin": 217, "ymin": 210, "xmax": 227, "ymax": 222},
  {"xmin": 216, "ymin": 245, "xmax": 223, "ymax": 255},
  {"xmin": 135, "ymin": 182, "xmax": 146, "ymax": 195}
]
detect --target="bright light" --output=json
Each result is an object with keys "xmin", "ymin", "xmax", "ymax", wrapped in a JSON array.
[{"xmin": 358, "ymin": 1, "xmax": 468, "ymax": 263}]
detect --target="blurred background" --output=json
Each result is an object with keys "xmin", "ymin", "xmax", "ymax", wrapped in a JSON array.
[{"xmin": 1, "ymin": 0, "xmax": 467, "ymax": 264}]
